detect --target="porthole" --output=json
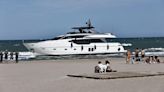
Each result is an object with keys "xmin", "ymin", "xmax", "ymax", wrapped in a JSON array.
[
  {"xmin": 88, "ymin": 48, "xmax": 91, "ymax": 51},
  {"xmin": 94, "ymin": 45, "xmax": 96, "ymax": 49},
  {"xmin": 91, "ymin": 48, "xmax": 94, "ymax": 51},
  {"xmin": 81, "ymin": 45, "xmax": 83, "ymax": 51},
  {"xmin": 118, "ymin": 48, "xmax": 121, "ymax": 51}
]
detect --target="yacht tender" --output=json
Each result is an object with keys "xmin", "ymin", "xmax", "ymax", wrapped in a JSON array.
[{"xmin": 24, "ymin": 20, "xmax": 126, "ymax": 56}]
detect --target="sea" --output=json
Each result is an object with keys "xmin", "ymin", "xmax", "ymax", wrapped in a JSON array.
[{"xmin": 0, "ymin": 37, "xmax": 164, "ymax": 60}]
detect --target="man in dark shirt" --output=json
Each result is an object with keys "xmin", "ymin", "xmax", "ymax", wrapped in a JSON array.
[
  {"xmin": 0, "ymin": 52, "xmax": 3, "ymax": 63},
  {"xmin": 15, "ymin": 52, "xmax": 19, "ymax": 63}
]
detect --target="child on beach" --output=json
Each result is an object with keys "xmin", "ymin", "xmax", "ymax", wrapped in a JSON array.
[
  {"xmin": 131, "ymin": 56, "xmax": 135, "ymax": 64},
  {"xmin": 126, "ymin": 50, "xmax": 131, "ymax": 64}
]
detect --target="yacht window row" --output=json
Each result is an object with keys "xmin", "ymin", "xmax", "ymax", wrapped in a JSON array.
[{"xmin": 71, "ymin": 39, "xmax": 104, "ymax": 44}]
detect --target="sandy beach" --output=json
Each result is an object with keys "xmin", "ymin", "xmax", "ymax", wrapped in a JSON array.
[{"xmin": 0, "ymin": 57, "xmax": 164, "ymax": 92}]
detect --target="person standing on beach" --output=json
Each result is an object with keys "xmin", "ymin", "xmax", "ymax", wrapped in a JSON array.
[
  {"xmin": 10, "ymin": 52, "xmax": 14, "ymax": 60},
  {"xmin": 4, "ymin": 50, "xmax": 8, "ymax": 60},
  {"xmin": 15, "ymin": 52, "xmax": 19, "ymax": 63},
  {"xmin": 0, "ymin": 51, "xmax": 3, "ymax": 63},
  {"xmin": 135, "ymin": 48, "xmax": 139, "ymax": 62},
  {"xmin": 141, "ymin": 49, "xmax": 145, "ymax": 61},
  {"xmin": 126, "ymin": 50, "xmax": 131, "ymax": 64}
]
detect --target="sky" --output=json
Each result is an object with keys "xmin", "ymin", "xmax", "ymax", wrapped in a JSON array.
[{"xmin": 0, "ymin": 0, "xmax": 164, "ymax": 40}]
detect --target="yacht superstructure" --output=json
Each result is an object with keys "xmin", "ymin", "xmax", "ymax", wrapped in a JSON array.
[{"xmin": 24, "ymin": 20, "xmax": 126, "ymax": 56}]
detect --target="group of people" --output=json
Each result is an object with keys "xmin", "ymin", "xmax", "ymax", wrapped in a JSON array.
[
  {"xmin": 145, "ymin": 56, "xmax": 160, "ymax": 64},
  {"xmin": 126, "ymin": 48, "xmax": 161, "ymax": 64},
  {"xmin": 126, "ymin": 48, "xmax": 144, "ymax": 64},
  {"xmin": 94, "ymin": 60, "xmax": 116, "ymax": 73},
  {"xmin": 0, "ymin": 51, "xmax": 19, "ymax": 63}
]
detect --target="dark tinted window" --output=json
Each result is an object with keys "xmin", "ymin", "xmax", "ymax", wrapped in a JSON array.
[
  {"xmin": 63, "ymin": 35, "xmax": 85, "ymax": 39},
  {"xmin": 72, "ymin": 39, "xmax": 104, "ymax": 44},
  {"xmin": 72, "ymin": 39, "xmax": 90, "ymax": 44}
]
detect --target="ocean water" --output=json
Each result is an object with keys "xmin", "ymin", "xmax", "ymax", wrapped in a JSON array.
[
  {"xmin": 115, "ymin": 37, "xmax": 164, "ymax": 51},
  {"xmin": 0, "ymin": 37, "xmax": 164, "ymax": 60},
  {"xmin": 0, "ymin": 40, "xmax": 37, "ymax": 52}
]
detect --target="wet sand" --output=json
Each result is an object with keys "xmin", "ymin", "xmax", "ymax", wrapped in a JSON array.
[{"xmin": 0, "ymin": 57, "xmax": 164, "ymax": 92}]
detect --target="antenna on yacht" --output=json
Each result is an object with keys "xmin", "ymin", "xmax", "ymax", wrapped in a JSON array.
[
  {"xmin": 86, "ymin": 19, "xmax": 96, "ymax": 33},
  {"xmin": 86, "ymin": 19, "xmax": 92, "ymax": 28},
  {"xmin": 71, "ymin": 19, "xmax": 95, "ymax": 33}
]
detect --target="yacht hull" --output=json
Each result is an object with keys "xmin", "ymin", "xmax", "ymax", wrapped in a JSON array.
[{"xmin": 24, "ymin": 40, "xmax": 126, "ymax": 56}]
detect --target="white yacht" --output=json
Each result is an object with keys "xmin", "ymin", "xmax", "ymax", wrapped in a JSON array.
[{"xmin": 24, "ymin": 20, "xmax": 126, "ymax": 56}]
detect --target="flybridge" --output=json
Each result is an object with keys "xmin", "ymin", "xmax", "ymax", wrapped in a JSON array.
[
  {"xmin": 71, "ymin": 19, "xmax": 96, "ymax": 34},
  {"xmin": 72, "ymin": 19, "xmax": 95, "ymax": 29}
]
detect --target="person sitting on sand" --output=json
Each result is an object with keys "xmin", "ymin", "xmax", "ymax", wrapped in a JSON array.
[
  {"xmin": 94, "ymin": 61, "xmax": 117, "ymax": 73},
  {"xmin": 154, "ymin": 56, "xmax": 160, "ymax": 63},
  {"xmin": 105, "ymin": 60, "xmax": 112, "ymax": 72},
  {"xmin": 105, "ymin": 60, "xmax": 117, "ymax": 72},
  {"xmin": 150, "ymin": 56, "xmax": 155, "ymax": 64},
  {"xmin": 95, "ymin": 61, "xmax": 102, "ymax": 73},
  {"xmin": 98, "ymin": 61, "xmax": 106, "ymax": 73},
  {"xmin": 145, "ymin": 56, "xmax": 151, "ymax": 64},
  {"xmin": 95, "ymin": 61, "xmax": 110, "ymax": 73}
]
